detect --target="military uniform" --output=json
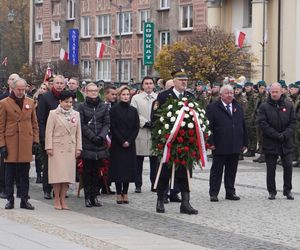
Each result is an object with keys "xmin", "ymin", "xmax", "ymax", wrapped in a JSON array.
[{"xmin": 194, "ymin": 81, "xmax": 209, "ymax": 109}]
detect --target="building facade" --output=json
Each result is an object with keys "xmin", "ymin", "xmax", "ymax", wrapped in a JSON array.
[
  {"xmin": 207, "ymin": 0, "xmax": 300, "ymax": 84},
  {"xmin": 33, "ymin": 0, "xmax": 206, "ymax": 84}
]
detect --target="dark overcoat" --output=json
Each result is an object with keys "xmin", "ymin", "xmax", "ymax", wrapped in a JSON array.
[
  {"xmin": 109, "ymin": 102, "xmax": 139, "ymax": 183},
  {"xmin": 206, "ymin": 99, "xmax": 248, "ymax": 155},
  {"xmin": 257, "ymin": 95, "xmax": 296, "ymax": 155}
]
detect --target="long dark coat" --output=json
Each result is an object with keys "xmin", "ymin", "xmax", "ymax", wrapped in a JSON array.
[
  {"xmin": 206, "ymin": 99, "xmax": 248, "ymax": 155},
  {"xmin": 257, "ymin": 95, "xmax": 296, "ymax": 155},
  {"xmin": 109, "ymin": 102, "xmax": 139, "ymax": 183}
]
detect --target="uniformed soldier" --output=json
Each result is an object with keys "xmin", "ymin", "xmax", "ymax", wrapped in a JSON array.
[
  {"xmin": 253, "ymin": 80, "xmax": 268, "ymax": 163},
  {"xmin": 243, "ymin": 82, "xmax": 257, "ymax": 157},
  {"xmin": 209, "ymin": 82, "xmax": 221, "ymax": 103},
  {"xmin": 279, "ymin": 80, "xmax": 292, "ymax": 103},
  {"xmin": 194, "ymin": 80, "xmax": 209, "ymax": 109}
]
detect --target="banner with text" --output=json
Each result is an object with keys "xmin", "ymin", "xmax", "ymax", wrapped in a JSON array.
[
  {"xmin": 143, "ymin": 22, "xmax": 154, "ymax": 66},
  {"xmin": 68, "ymin": 29, "xmax": 79, "ymax": 65}
]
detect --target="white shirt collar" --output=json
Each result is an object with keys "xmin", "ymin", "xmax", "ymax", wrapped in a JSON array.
[{"xmin": 172, "ymin": 88, "xmax": 183, "ymax": 99}]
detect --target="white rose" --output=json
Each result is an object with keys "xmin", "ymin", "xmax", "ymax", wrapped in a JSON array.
[
  {"xmin": 206, "ymin": 120, "xmax": 210, "ymax": 125},
  {"xmin": 178, "ymin": 101, "xmax": 183, "ymax": 106},
  {"xmin": 181, "ymin": 121, "xmax": 186, "ymax": 127},
  {"xmin": 184, "ymin": 113, "xmax": 189, "ymax": 119},
  {"xmin": 183, "ymin": 106, "xmax": 189, "ymax": 112},
  {"xmin": 188, "ymin": 103, "xmax": 194, "ymax": 108},
  {"xmin": 202, "ymin": 124, "xmax": 206, "ymax": 130},
  {"xmin": 175, "ymin": 110, "xmax": 180, "ymax": 115},
  {"xmin": 195, "ymin": 102, "xmax": 199, "ymax": 106},
  {"xmin": 182, "ymin": 97, "xmax": 187, "ymax": 101},
  {"xmin": 200, "ymin": 113, "xmax": 205, "ymax": 118},
  {"xmin": 199, "ymin": 119, "xmax": 203, "ymax": 124},
  {"xmin": 188, "ymin": 123, "xmax": 194, "ymax": 129},
  {"xmin": 158, "ymin": 130, "xmax": 162, "ymax": 135},
  {"xmin": 167, "ymin": 105, "xmax": 173, "ymax": 110},
  {"xmin": 167, "ymin": 111, "xmax": 172, "ymax": 117},
  {"xmin": 201, "ymin": 109, "xmax": 206, "ymax": 114},
  {"xmin": 165, "ymin": 124, "xmax": 170, "ymax": 130},
  {"xmin": 189, "ymin": 111, "xmax": 194, "ymax": 116},
  {"xmin": 170, "ymin": 117, "xmax": 176, "ymax": 122},
  {"xmin": 160, "ymin": 117, "xmax": 164, "ymax": 122}
]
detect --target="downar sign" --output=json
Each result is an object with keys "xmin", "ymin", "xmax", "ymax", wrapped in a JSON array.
[{"xmin": 143, "ymin": 22, "xmax": 154, "ymax": 65}]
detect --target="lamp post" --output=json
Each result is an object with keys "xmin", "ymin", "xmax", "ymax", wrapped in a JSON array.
[{"xmin": 110, "ymin": 0, "xmax": 132, "ymax": 86}]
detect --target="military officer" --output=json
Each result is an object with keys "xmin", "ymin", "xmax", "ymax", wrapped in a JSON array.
[
  {"xmin": 194, "ymin": 80, "xmax": 209, "ymax": 109},
  {"xmin": 209, "ymin": 82, "xmax": 221, "ymax": 104}
]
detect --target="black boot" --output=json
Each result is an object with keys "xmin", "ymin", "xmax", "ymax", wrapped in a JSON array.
[
  {"xmin": 20, "ymin": 200, "xmax": 34, "ymax": 210},
  {"xmin": 180, "ymin": 192, "xmax": 198, "ymax": 215},
  {"xmin": 85, "ymin": 199, "xmax": 93, "ymax": 208},
  {"xmin": 5, "ymin": 200, "xmax": 14, "ymax": 209},
  {"xmin": 156, "ymin": 198, "xmax": 165, "ymax": 213},
  {"xmin": 93, "ymin": 197, "xmax": 103, "ymax": 207}
]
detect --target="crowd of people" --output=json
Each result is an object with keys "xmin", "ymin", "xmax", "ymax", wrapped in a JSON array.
[{"xmin": 0, "ymin": 71, "xmax": 297, "ymax": 214}]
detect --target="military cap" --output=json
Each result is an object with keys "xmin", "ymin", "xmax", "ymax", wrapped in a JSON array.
[
  {"xmin": 172, "ymin": 69, "xmax": 188, "ymax": 79},
  {"xmin": 289, "ymin": 83, "xmax": 299, "ymax": 89},
  {"xmin": 211, "ymin": 82, "xmax": 222, "ymax": 87},
  {"xmin": 295, "ymin": 81, "xmax": 300, "ymax": 86},
  {"xmin": 196, "ymin": 80, "xmax": 204, "ymax": 86},
  {"xmin": 234, "ymin": 83, "xmax": 243, "ymax": 89},
  {"xmin": 278, "ymin": 80, "xmax": 286, "ymax": 87},
  {"xmin": 257, "ymin": 80, "xmax": 266, "ymax": 87},
  {"xmin": 244, "ymin": 81, "xmax": 253, "ymax": 87}
]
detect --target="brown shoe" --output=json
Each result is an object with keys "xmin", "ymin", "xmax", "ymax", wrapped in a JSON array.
[
  {"xmin": 122, "ymin": 194, "xmax": 129, "ymax": 204},
  {"xmin": 116, "ymin": 195, "xmax": 123, "ymax": 204}
]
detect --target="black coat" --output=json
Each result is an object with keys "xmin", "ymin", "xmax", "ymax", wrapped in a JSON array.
[
  {"xmin": 37, "ymin": 91, "xmax": 60, "ymax": 142},
  {"xmin": 257, "ymin": 95, "xmax": 296, "ymax": 155},
  {"xmin": 109, "ymin": 102, "xmax": 139, "ymax": 183},
  {"xmin": 77, "ymin": 97, "xmax": 110, "ymax": 160},
  {"xmin": 157, "ymin": 87, "xmax": 194, "ymax": 106},
  {"xmin": 206, "ymin": 99, "xmax": 248, "ymax": 155}
]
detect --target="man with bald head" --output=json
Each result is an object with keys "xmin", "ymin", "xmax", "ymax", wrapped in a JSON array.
[{"xmin": 257, "ymin": 82, "xmax": 296, "ymax": 200}]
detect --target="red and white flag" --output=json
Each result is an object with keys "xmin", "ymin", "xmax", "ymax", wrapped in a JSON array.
[
  {"xmin": 96, "ymin": 42, "xmax": 106, "ymax": 59},
  {"xmin": 264, "ymin": 31, "xmax": 268, "ymax": 45},
  {"xmin": 60, "ymin": 48, "xmax": 69, "ymax": 61},
  {"xmin": 110, "ymin": 37, "xmax": 116, "ymax": 46},
  {"xmin": 1, "ymin": 57, "xmax": 8, "ymax": 67},
  {"xmin": 43, "ymin": 66, "xmax": 52, "ymax": 82},
  {"xmin": 235, "ymin": 31, "xmax": 246, "ymax": 48}
]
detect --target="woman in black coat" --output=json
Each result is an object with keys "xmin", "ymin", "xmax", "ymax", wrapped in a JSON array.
[{"xmin": 109, "ymin": 85, "xmax": 139, "ymax": 204}]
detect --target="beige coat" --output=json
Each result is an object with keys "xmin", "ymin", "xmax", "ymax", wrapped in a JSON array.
[
  {"xmin": 45, "ymin": 108, "xmax": 82, "ymax": 184},
  {"xmin": 131, "ymin": 91, "xmax": 157, "ymax": 155},
  {"xmin": 0, "ymin": 97, "xmax": 39, "ymax": 162}
]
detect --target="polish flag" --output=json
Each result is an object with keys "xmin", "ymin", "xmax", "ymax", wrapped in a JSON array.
[
  {"xmin": 43, "ymin": 66, "xmax": 52, "ymax": 82},
  {"xmin": 60, "ymin": 48, "xmax": 69, "ymax": 61},
  {"xmin": 1, "ymin": 57, "xmax": 7, "ymax": 67},
  {"xmin": 111, "ymin": 37, "xmax": 116, "ymax": 46},
  {"xmin": 235, "ymin": 31, "xmax": 246, "ymax": 48},
  {"xmin": 96, "ymin": 42, "xmax": 106, "ymax": 59}
]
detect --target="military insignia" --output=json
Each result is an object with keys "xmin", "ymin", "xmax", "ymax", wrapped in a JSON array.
[{"xmin": 153, "ymin": 101, "xmax": 159, "ymax": 111}]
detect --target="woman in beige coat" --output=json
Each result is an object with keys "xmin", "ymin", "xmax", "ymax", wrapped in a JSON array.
[{"xmin": 45, "ymin": 90, "xmax": 82, "ymax": 210}]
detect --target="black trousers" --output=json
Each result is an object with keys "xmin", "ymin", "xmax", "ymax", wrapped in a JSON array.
[
  {"xmin": 209, "ymin": 154, "xmax": 239, "ymax": 196},
  {"xmin": 0, "ymin": 157, "xmax": 5, "ymax": 192},
  {"xmin": 265, "ymin": 153, "xmax": 293, "ymax": 195},
  {"xmin": 42, "ymin": 154, "xmax": 52, "ymax": 193},
  {"xmin": 83, "ymin": 158, "xmax": 101, "ymax": 199},
  {"xmin": 115, "ymin": 182, "xmax": 129, "ymax": 195},
  {"xmin": 135, "ymin": 155, "xmax": 158, "ymax": 188},
  {"xmin": 6, "ymin": 163, "xmax": 30, "ymax": 202},
  {"xmin": 35, "ymin": 152, "xmax": 43, "ymax": 174},
  {"xmin": 157, "ymin": 177, "xmax": 189, "ymax": 200}
]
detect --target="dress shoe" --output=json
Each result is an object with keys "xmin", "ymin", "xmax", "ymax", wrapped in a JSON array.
[
  {"xmin": 93, "ymin": 197, "xmax": 103, "ymax": 207},
  {"xmin": 169, "ymin": 193, "xmax": 181, "ymax": 202},
  {"xmin": 20, "ymin": 201, "xmax": 35, "ymax": 210},
  {"xmin": 225, "ymin": 194, "xmax": 240, "ymax": 200},
  {"xmin": 163, "ymin": 195, "xmax": 169, "ymax": 204},
  {"xmin": 253, "ymin": 155, "xmax": 266, "ymax": 163},
  {"xmin": 135, "ymin": 187, "xmax": 141, "ymax": 193},
  {"xmin": 44, "ymin": 192, "xmax": 52, "ymax": 200},
  {"xmin": 284, "ymin": 192, "xmax": 294, "ymax": 200},
  {"xmin": 0, "ymin": 191, "xmax": 7, "ymax": 199},
  {"xmin": 85, "ymin": 199, "xmax": 93, "ymax": 207},
  {"xmin": 36, "ymin": 173, "xmax": 42, "ymax": 184},
  {"xmin": 156, "ymin": 199, "xmax": 165, "ymax": 213},
  {"xmin": 268, "ymin": 193, "xmax": 276, "ymax": 200},
  {"xmin": 5, "ymin": 201, "xmax": 14, "ymax": 209},
  {"xmin": 243, "ymin": 150, "xmax": 255, "ymax": 157},
  {"xmin": 210, "ymin": 196, "xmax": 219, "ymax": 202}
]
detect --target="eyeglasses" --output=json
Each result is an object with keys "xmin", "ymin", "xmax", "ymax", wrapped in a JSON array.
[{"xmin": 87, "ymin": 89, "xmax": 99, "ymax": 93}]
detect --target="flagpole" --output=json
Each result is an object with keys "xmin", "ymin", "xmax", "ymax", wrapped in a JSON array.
[{"xmin": 262, "ymin": 0, "xmax": 266, "ymax": 81}]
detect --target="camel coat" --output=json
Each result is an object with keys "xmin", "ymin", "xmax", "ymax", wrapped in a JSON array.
[
  {"xmin": 45, "ymin": 108, "xmax": 82, "ymax": 184},
  {"xmin": 0, "ymin": 97, "xmax": 39, "ymax": 162},
  {"xmin": 131, "ymin": 91, "xmax": 157, "ymax": 156}
]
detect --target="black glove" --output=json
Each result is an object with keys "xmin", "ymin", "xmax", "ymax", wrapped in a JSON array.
[
  {"xmin": 278, "ymin": 133, "xmax": 285, "ymax": 142},
  {"xmin": 32, "ymin": 142, "xmax": 40, "ymax": 155},
  {"xmin": 0, "ymin": 146, "xmax": 8, "ymax": 159},
  {"xmin": 94, "ymin": 136, "xmax": 104, "ymax": 146},
  {"xmin": 144, "ymin": 121, "xmax": 152, "ymax": 129}
]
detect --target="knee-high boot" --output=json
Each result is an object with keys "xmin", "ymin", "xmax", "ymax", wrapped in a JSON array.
[{"xmin": 180, "ymin": 192, "xmax": 198, "ymax": 215}]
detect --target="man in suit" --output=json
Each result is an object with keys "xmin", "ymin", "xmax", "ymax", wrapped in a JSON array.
[
  {"xmin": 206, "ymin": 84, "xmax": 248, "ymax": 202},
  {"xmin": 37, "ymin": 75, "xmax": 65, "ymax": 199},
  {"xmin": 257, "ymin": 82, "xmax": 296, "ymax": 200},
  {"xmin": 153, "ymin": 70, "xmax": 198, "ymax": 214},
  {"xmin": 0, "ymin": 78, "xmax": 39, "ymax": 210}
]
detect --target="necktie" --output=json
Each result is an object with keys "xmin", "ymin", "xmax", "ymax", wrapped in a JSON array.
[
  {"xmin": 226, "ymin": 105, "xmax": 231, "ymax": 115},
  {"xmin": 179, "ymin": 93, "xmax": 183, "ymax": 99}
]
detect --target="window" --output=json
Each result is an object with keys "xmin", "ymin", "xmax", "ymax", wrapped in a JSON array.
[
  {"xmin": 117, "ymin": 60, "xmax": 131, "ymax": 83},
  {"xmin": 181, "ymin": 5, "xmax": 193, "ymax": 29},
  {"xmin": 67, "ymin": 0, "xmax": 75, "ymax": 20},
  {"xmin": 96, "ymin": 15, "xmax": 111, "ymax": 37},
  {"xmin": 35, "ymin": 0, "xmax": 43, "ymax": 4},
  {"xmin": 81, "ymin": 16, "xmax": 91, "ymax": 37},
  {"xmin": 51, "ymin": 20, "xmax": 61, "ymax": 40},
  {"xmin": 139, "ymin": 9, "xmax": 150, "ymax": 33},
  {"xmin": 117, "ymin": 12, "xmax": 132, "ymax": 35},
  {"xmin": 81, "ymin": 60, "xmax": 91, "ymax": 79},
  {"xmin": 243, "ymin": 0, "xmax": 252, "ymax": 27},
  {"xmin": 159, "ymin": 31, "xmax": 170, "ymax": 48},
  {"xmin": 160, "ymin": 0, "xmax": 170, "ymax": 9},
  {"xmin": 138, "ymin": 59, "xmax": 148, "ymax": 81},
  {"xmin": 35, "ymin": 22, "xmax": 43, "ymax": 42},
  {"xmin": 96, "ymin": 60, "xmax": 111, "ymax": 81}
]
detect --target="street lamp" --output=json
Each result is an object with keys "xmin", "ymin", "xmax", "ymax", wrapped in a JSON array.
[{"xmin": 110, "ymin": 0, "xmax": 133, "ymax": 86}]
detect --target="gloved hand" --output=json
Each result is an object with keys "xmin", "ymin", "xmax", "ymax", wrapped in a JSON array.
[
  {"xmin": 0, "ymin": 146, "xmax": 8, "ymax": 159},
  {"xmin": 94, "ymin": 136, "xmax": 103, "ymax": 147},
  {"xmin": 32, "ymin": 142, "xmax": 40, "ymax": 155},
  {"xmin": 278, "ymin": 133, "xmax": 285, "ymax": 142},
  {"xmin": 144, "ymin": 121, "xmax": 152, "ymax": 129}
]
